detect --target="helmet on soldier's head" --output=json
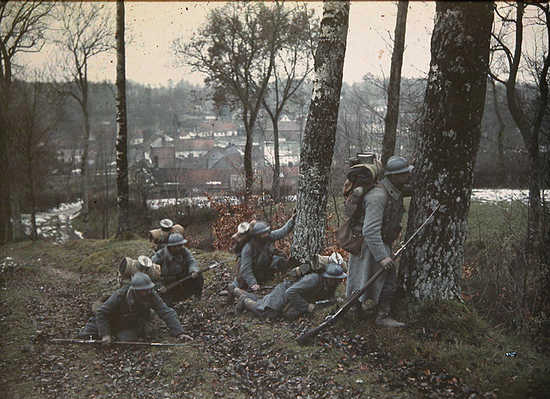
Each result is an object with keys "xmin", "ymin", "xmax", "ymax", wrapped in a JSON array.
[
  {"xmin": 131, "ymin": 272, "xmax": 155, "ymax": 290},
  {"xmin": 250, "ymin": 221, "xmax": 270, "ymax": 236},
  {"xmin": 166, "ymin": 232, "xmax": 187, "ymax": 246},
  {"xmin": 160, "ymin": 218, "xmax": 174, "ymax": 231},
  {"xmin": 237, "ymin": 221, "xmax": 250, "ymax": 235},
  {"xmin": 322, "ymin": 264, "xmax": 347, "ymax": 279},
  {"xmin": 384, "ymin": 156, "xmax": 413, "ymax": 176}
]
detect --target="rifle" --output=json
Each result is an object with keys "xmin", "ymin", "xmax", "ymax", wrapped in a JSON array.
[
  {"xmin": 297, "ymin": 204, "xmax": 440, "ymax": 345},
  {"xmin": 50, "ymin": 338, "xmax": 189, "ymax": 347},
  {"xmin": 158, "ymin": 262, "xmax": 222, "ymax": 294}
]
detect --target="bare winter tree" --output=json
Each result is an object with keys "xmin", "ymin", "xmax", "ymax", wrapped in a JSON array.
[
  {"xmin": 381, "ymin": 0, "xmax": 409, "ymax": 165},
  {"xmin": 0, "ymin": 0, "xmax": 53, "ymax": 242},
  {"xmin": 261, "ymin": 4, "xmax": 318, "ymax": 201},
  {"xmin": 401, "ymin": 2, "xmax": 494, "ymax": 301},
  {"xmin": 12, "ymin": 78, "xmax": 63, "ymax": 239},
  {"xmin": 115, "ymin": 0, "xmax": 129, "ymax": 237},
  {"xmin": 290, "ymin": 1, "xmax": 350, "ymax": 263},
  {"xmin": 490, "ymin": 2, "xmax": 550, "ymax": 258},
  {"xmin": 54, "ymin": 2, "xmax": 113, "ymax": 225},
  {"xmin": 175, "ymin": 2, "xmax": 280, "ymax": 198}
]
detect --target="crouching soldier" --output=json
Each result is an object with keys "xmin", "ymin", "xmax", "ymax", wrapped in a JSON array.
[
  {"xmin": 152, "ymin": 232, "xmax": 203, "ymax": 305},
  {"xmin": 148, "ymin": 218, "xmax": 185, "ymax": 252},
  {"xmin": 229, "ymin": 259, "xmax": 347, "ymax": 320},
  {"xmin": 79, "ymin": 272, "xmax": 192, "ymax": 343},
  {"xmin": 230, "ymin": 213, "xmax": 296, "ymax": 296}
]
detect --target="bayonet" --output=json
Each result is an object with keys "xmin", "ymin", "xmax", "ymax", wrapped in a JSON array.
[{"xmin": 50, "ymin": 338, "xmax": 189, "ymax": 347}]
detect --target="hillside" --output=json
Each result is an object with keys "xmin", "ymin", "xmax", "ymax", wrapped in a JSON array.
[{"xmin": 1, "ymin": 238, "xmax": 548, "ymax": 399}]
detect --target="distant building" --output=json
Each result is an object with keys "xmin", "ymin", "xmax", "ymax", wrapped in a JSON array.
[{"xmin": 175, "ymin": 138, "xmax": 215, "ymax": 159}]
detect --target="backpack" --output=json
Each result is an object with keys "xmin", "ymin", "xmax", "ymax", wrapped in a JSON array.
[{"xmin": 336, "ymin": 162, "xmax": 382, "ymax": 255}]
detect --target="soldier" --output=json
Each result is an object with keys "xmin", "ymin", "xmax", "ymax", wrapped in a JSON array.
[
  {"xmin": 78, "ymin": 272, "xmax": 192, "ymax": 343},
  {"xmin": 152, "ymin": 232, "xmax": 203, "ymax": 305},
  {"xmin": 117, "ymin": 255, "xmax": 162, "ymax": 288},
  {"xmin": 229, "ymin": 260, "xmax": 347, "ymax": 320},
  {"xmin": 345, "ymin": 155, "xmax": 412, "ymax": 327},
  {"xmin": 148, "ymin": 218, "xmax": 185, "ymax": 252},
  {"xmin": 229, "ymin": 213, "xmax": 296, "ymax": 295}
]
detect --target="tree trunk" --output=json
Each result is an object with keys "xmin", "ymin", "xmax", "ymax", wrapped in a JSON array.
[
  {"xmin": 402, "ymin": 2, "xmax": 494, "ymax": 301},
  {"xmin": 80, "ymin": 105, "xmax": 90, "ymax": 224},
  {"xmin": 381, "ymin": 0, "xmax": 408, "ymax": 165},
  {"xmin": 243, "ymin": 120, "xmax": 254, "ymax": 199},
  {"xmin": 290, "ymin": 0, "xmax": 350, "ymax": 263},
  {"xmin": 272, "ymin": 119, "xmax": 281, "ymax": 202},
  {"xmin": 115, "ymin": 0, "xmax": 130, "ymax": 238},
  {"xmin": 489, "ymin": 77, "xmax": 506, "ymax": 184}
]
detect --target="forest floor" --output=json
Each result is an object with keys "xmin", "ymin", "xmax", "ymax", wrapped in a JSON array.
[{"xmin": 1, "ymin": 238, "xmax": 549, "ymax": 399}]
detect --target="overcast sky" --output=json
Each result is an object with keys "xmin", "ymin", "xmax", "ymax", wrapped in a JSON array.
[{"xmin": 22, "ymin": 1, "xmax": 436, "ymax": 87}]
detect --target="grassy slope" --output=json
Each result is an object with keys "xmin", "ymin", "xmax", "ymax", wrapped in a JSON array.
[{"xmin": 1, "ymin": 201, "xmax": 548, "ymax": 398}]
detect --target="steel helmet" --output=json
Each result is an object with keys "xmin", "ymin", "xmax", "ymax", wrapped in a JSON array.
[
  {"xmin": 166, "ymin": 233, "xmax": 187, "ymax": 246},
  {"xmin": 160, "ymin": 218, "xmax": 174, "ymax": 230},
  {"xmin": 322, "ymin": 264, "xmax": 347, "ymax": 279},
  {"xmin": 250, "ymin": 221, "xmax": 270, "ymax": 236},
  {"xmin": 131, "ymin": 272, "xmax": 155, "ymax": 290},
  {"xmin": 384, "ymin": 156, "xmax": 414, "ymax": 176}
]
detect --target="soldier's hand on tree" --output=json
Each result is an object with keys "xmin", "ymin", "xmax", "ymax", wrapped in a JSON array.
[
  {"xmin": 191, "ymin": 271, "xmax": 199, "ymax": 279},
  {"xmin": 250, "ymin": 284, "xmax": 260, "ymax": 291},
  {"xmin": 178, "ymin": 333, "xmax": 193, "ymax": 341},
  {"xmin": 307, "ymin": 303, "xmax": 315, "ymax": 313},
  {"xmin": 101, "ymin": 335, "xmax": 112, "ymax": 345}
]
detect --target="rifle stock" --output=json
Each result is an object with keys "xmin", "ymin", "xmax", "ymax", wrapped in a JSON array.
[
  {"xmin": 296, "ymin": 204, "xmax": 439, "ymax": 345},
  {"xmin": 159, "ymin": 262, "xmax": 222, "ymax": 294}
]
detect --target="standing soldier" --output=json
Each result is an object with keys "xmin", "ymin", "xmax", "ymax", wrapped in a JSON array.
[
  {"xmin": 229, "ymin": 213, "xmax": 296, "ymax": 296},
  {"xmin": 152, "ymin": 233, "xmax": 203, "ymax": 305},
  {"xmin": 229, "ymin": 257, "xmax": 347, "ymax": 320},
  {"xmin": 148, "ymin": 218, "xmax": 185, "ymax": 252},
  {"xmin": 79, "ymin": 272, "xmax": 192, "ymax": 342},
  {"xmin": 346, "ymin": 155, "xmax": 412, "ymax": 327}
]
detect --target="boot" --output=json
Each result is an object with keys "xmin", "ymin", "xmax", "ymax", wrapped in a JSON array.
[{"xmin": 375, "ymin": 312, "xmax": 406, "ymax": 328}]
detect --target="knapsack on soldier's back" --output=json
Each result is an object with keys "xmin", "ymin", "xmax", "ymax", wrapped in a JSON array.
[{"xmin": 336, "ymin": 159, "xmax": 383, "ymax": 255}]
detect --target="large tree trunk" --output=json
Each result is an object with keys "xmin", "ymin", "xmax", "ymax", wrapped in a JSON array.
[
  {"xmin": 290, "ymin": 0, "xmax": 350, "ymax": 263},
  {"xmin": 381, "ymin": 0, "xmax": 408, "ymax": 165},
  {"xmin": 402, "ymin": 2, "xmax": 494, "ymax": 301},
  {"xmin": 115, "ymin": 0, "xmax": 129, "ymax": 238}
]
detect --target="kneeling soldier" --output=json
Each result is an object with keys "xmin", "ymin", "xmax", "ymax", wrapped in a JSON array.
[
  {"xmin": 79, "ymin": 272, "xmax": 191, "ymax": 343},
  {"xmin": 152, "ymin": 232, "xmax": 203, "ymax": 305},
  {"xmin": 229, "ymin": 261, "xmax": 347, "ymax": 320}
]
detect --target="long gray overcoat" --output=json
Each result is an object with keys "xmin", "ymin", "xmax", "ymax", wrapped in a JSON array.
[{"xmin": 345, "ymin": 177, "xmax": 404, "ymax": 304}]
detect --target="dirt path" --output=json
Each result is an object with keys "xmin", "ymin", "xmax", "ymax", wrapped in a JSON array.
[{"xmin": 1, "ymin": 250, "xmax": 497, "ymax": 399}]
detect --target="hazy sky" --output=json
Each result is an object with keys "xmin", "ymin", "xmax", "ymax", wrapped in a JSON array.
[{"xmin": 22, "ymin": 1, "xmax": 436, "ymax": 87}]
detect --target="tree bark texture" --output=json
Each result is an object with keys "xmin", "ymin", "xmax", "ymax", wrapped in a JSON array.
[
  {"xmin": 381, "ymin": 0, "xmax": 409, "ymax": 165},
  {"xmin": 402, "ymin": 2, "xmax": 494, "ymax": 301},
  {"xmin": 291, "ymin": 0, "xmax": 350, "ymax": 263},
  {"xmin": 115, "ymin": 0, "xmax": 129, "ymax": 237}
]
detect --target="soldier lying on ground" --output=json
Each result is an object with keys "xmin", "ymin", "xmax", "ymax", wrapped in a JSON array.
[
  {"xmin": 152, "ymin": 232, "xmax": 202, "ymax": 305},
  {"xmin": 228, "ymin": 212, "xmax": 296, "ymax": 300},
  {"xmin": 79, "ymin": 272, "xmax": 192, "ymax": 343},
  {"xmin": 228, "ymin": 258, "xmax": 347, "ymax": 320},
  {"xmin": 148, "ymin": 218, "xmax": 185, "ymax": 252}
]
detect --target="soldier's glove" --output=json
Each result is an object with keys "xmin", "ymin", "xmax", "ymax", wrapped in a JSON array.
[
  {"xmin": 177, "ymin": 333, "xmax": 193, "ymax": 341},
  {"xmin": 379, "ymin": 257, "xmax": 395, "ymax": 271},
  {"xmin": 101, "ymin": 335, "xmax": 112, "ymax": 345}
]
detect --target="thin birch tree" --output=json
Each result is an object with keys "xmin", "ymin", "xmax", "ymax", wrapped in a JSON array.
[
  {"xmin": 290, "ymin": 0, "xmax": 350, "ymax": 263},
  {"xmin": 115, "ymin": 0, "xmax": 129, "ymax": 237}
]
